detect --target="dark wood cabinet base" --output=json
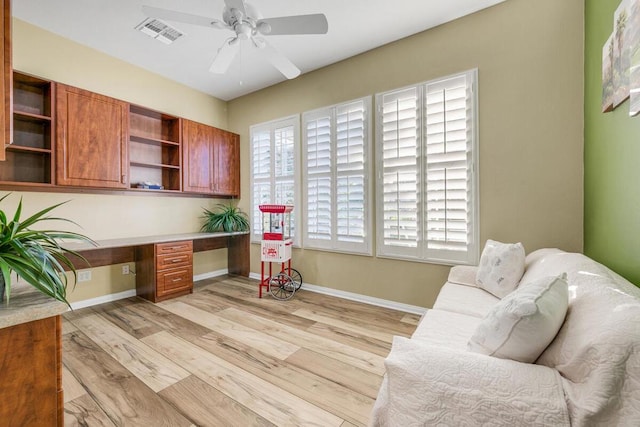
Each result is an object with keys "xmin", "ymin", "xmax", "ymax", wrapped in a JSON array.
[{"xmin": 0, "ymin": 315, "xmax": 63, "ymax": 426}]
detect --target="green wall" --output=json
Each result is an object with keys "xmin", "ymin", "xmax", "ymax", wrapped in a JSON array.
[{"xmin": 585, "ymin": 0, "xmax": 640, "ymax": 286}]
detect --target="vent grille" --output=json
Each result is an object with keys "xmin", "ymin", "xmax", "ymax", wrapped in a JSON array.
[{"xmin": 135, "ymin": 18, "xmax": 183, "ymax": 45}]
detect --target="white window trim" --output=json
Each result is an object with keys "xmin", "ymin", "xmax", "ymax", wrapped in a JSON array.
[
  {"xmin": 375, "ymin": 69, "xmax": 480, "ymax": 266},
  {"xmin": 302, "ymin": 96, "xmax": 373, "ymax": 256},
  {"xmin": 249, "ymin": 115, "xmax": 301, "ymax": 246}
]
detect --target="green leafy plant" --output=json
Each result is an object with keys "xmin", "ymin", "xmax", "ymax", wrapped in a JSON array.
[
  {"xmin": 0, "ymin": 194, "xmax": 96, "ymax": 306},
  {"xmin": 201, "ymin": 204, "xmax": 250, "ymax": 233}
]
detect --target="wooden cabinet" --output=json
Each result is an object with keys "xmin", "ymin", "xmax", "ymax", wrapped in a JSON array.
[
  {"xmin": 213, "ymin": 128, "xmax": 240, "ymax": 197},
  {"xmin": 129, "ymin": 105, "xmax": 181, "ymax": 192},
  {"xmin": 55, "ymin": 84, "xmax": 128, "ymax": 188},
  {"xmin": 0, "ymin": 315, "xmax": 63, "ymax": 426},
  {"xmin": 0, "ymin": 72, "xmax": 54, "ymax": 185},
  {"xmin": 135, "ymin": 240, "xmax": 193, "ymax": 303},
  {"xmin": 182, "ymin": 119, "xmax": 214, "ymax": 194},
  {"xmin": 0, "ymin": 69, "xmax": 241, "ymax": 197},
  {"xmin": 0, "ymin": 0, "xmax": 11, "ymax": 162},
  {"xmin": 182, "ymin": 119, "xmax": 240, "ymax": 197}
]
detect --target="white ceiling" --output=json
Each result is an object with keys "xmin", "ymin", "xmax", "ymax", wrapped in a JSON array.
[{"xmin": 14, "ymin": 0, "xmax": 505, "ymax": 101}]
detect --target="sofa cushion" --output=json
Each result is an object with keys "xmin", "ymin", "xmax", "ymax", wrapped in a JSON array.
[
  {"xmin": 412, "ymin": 309, "xmax": 482, "ymax": 351},
  {"xmin": 433, "ymin": 282, "xmax": 499, "ymax": 318},
  {"xmin": 476, "ymin": 239, "xmax": 526, "ymax": 298},
  {"xmin": 468, "ymin": 274, "xmax": 568, "ymax": 363}
]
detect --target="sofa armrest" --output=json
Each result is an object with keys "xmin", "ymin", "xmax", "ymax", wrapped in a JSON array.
[
  {"xmin": 370, "ymin": 337, "xmax": 570, "ymax": 427},
  {"xmin": 447, "ymin": 265, "xmax": 479, "ymax": 287}
]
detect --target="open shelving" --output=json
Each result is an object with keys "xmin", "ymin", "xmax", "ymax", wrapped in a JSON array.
[
  {"xmin": 129, "ymin": 104, "xmax": 182, "ymax": 192},
  {"xmin": 0, "ymin": 72, "xmax": 54, "ymax": 185}
]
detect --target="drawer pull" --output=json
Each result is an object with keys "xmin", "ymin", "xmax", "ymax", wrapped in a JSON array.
[
  {"xmin": 172, "ymin": 278, "xmax": 182, "ymax": 282},
  {"xmin": 171, "ymin": 258, "xmax": 183, "ymax": 263}
]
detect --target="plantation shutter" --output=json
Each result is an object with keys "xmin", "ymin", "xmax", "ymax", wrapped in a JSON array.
[
  {"xmin": 424, "ymin": 73, "xmax": 476, "ymax": 263},
  {"xmin": 305, "ymin": 113, "xmax": 332, "ymax": 241},
  {"xmin": 303, "ymin": 97, "xmax": 372, "ymax": 254},
  {"xmin": 249, "ymin": 116, "xmax": 300, "ymax": 245},
  {"xmin": 377, "ymin": 87, "xmax": 421, "ymax": 259},
  {"xmin": 336, "ymin": 101, "xmax": 366, "ymax": 244},
  {"xmin": 251, "ymin": 129, "xmax": 272, "ymax": 240},
  {"xmin": 376, "ymin": 69, "xmax": 478, "ymax": 265}
]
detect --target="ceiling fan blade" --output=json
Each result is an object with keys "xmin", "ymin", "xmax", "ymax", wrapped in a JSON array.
[
  {"xmin": 224, "ymin": 0, "xmax": 247, "ymax": 18},
  {"xmin": 210, "ymin": 40, "xmax": 239, "ymax": 74},
  {"xmin": 142, "ymin": 5, "xmax": 226, "ymax": 29},
  {"xmin": 259, "ymin": 39, "xmax": 301, "ymax": 79},
  {"xmin": 257, "ymin": 14, "xmax": 328, "ymax": 36}
]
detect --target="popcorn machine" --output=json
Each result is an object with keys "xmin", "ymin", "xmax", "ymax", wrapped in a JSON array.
[{"xmin": 258, "ymin": 204, "xmax": 302, "ymax": 299}]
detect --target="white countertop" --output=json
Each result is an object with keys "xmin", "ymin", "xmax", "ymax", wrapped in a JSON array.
[
  {"xmin": 0, "ymin": 281, "xmax": 69, "ymax": 329},
  {"xmin": 63, "ymin": 231, "xmax": 250, "ymax": 251}
]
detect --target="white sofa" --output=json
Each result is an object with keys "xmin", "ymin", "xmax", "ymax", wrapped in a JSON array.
[{"xmin": 371, "ymin": 249, "xmax": 640, "ymax": 426}]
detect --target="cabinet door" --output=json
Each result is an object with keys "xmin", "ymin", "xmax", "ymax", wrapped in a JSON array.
[
  {"xmin": 213, "ymin": 129, "xmax": 240, "ymax": 197},
  {"xmin": 0, "ymin": 0, "xmax": 11, "ymax": 161},
  {"xmin": 182, "ymin": 119, "xmax": 214, "ymax": 194},
  {"xmin": 56, "ymin": 84, "xmax": 128, "ymax": 188}
]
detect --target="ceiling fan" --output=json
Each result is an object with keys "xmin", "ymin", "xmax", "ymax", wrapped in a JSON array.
[{"xmin": 142, "ymin": 0, "xmax": 329, "ymax": 79}]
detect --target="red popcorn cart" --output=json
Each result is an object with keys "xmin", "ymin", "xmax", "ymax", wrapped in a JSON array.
[{"xmin": 258, "ymin": 204, "xmax": 302, "ymax": 299}]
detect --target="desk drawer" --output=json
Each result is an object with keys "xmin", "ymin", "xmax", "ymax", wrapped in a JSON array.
[
  {"xmin": 156, "ymin": 241, "xmax": 193, "ymax": 256},
  {"xmin": 157, "ymin": 267, "xmax": 193, "ymax": 296},
  {"xmin": 156, "ymin": 252, "xmax": 192, "ymax": 270}
]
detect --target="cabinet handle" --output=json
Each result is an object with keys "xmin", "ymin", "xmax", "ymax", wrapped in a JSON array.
[
  {"xmin": 171, "ymin": 258, "xmax": 183, "ymax": 263},
  {"xmin": 172, "ymin": 278, "xmax": 182, "ymax": 282}
]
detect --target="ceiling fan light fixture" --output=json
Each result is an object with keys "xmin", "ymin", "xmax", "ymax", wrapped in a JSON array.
[{"xmin": 256, "ymin": 21, "xmax": 271, "ymax": 35}]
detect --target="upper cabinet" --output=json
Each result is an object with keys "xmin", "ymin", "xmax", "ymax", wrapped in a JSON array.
[
  {"xmin": 182, "ymin": 119, "xmax": 214, "ymax": 194},
  {"xmin": 0, "ymin": 66, "xmax": 238, "ymax": 197},
  {"xmin": 213, "ymin": 128, "xmax": 240, "ymax": 197},
  {"xmin": 0, "ymin": 0, "xmax": 12, "ymax": 161},
  {"xmin": 182, "ymin": 119, "xmax": 240, "ymax": 197},
  {"xmin": 55, "ymin": 84, "xmax": 128, "ymax": 189},
  {"xmin": 0, "ymin": 72, "xmax": 54, "ymax": 185},
  {"xmin": 129, "ymin": 105, "xmax": 181, "ymax": 192}
]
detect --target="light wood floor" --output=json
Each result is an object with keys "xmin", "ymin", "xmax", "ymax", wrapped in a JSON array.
[{"xmin": 61, "ymin": 276, "xmax": 420, "ymax": 427}]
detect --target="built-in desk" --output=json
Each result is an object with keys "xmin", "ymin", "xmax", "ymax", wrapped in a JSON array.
[{"xmin": 65, "ymin": 232, "xmax": 250, "ymax": 302}]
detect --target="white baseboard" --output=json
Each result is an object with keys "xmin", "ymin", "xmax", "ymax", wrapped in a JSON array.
[
  {"xmin": 70, "ymin": 289, "xmax": 137, "ymax": 310},
  {"xmin": 248, "ymin": 272, "xmax": 427, "ymax": 315},
  {"xmin": 70, "ymin": 269, "xmax": 426, "ymax": 315},
  {"xmin": 194, "ymin": 269, "xmax": 229, "ymax": 282},
  {"xmin": 71, "ymin": 269, "xmax": 230, "ymax": 310}
]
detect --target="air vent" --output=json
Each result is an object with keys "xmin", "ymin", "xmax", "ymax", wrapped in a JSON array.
[{"xmin": 135, "ymin": 18, "xmax": 183, "ymax": 45}]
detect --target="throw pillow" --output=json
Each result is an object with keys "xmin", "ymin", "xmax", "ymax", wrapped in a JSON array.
[
  {"xmin": 476, "ymin": 239, "xmax": 526, "ymax": 298},
  {"xmin": 467, "ymin": 274, "xmax": 569, "ymax": 363}
]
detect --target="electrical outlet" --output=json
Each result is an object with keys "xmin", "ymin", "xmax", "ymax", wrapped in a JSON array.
[
  {"xmin": 78, "ymin": 270, "xmax": 92, "ymax": 282},
  {"xmin": 122, "ymin": 265, "xmax": 130, "ymax": 275}
]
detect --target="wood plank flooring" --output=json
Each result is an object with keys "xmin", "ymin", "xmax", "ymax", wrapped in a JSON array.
[{"xmin": 62, "ymin": 276, "xmax": 420, "ymax": 427}]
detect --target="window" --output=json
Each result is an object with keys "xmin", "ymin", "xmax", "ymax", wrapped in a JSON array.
[
  {"xmin": 302, "ymin": 97, "xmax": 372, "ymax": 254},
  {"xmin": 375, "ymin": 70, "xmax": 479, "ymax": 265},
  {"xmin": 249, "ymin": 116, "xmax": 300, "ymax": 244}
]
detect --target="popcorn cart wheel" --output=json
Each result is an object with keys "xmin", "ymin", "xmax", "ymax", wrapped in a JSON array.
[{"xmin": 268, "ymin": 272, "xmax": 295, "ymax": 300}]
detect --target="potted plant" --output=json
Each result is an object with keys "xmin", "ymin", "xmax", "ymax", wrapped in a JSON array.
[
  {"xmin": 201, "ymin": 204, "xmax": 250, "ymax": 233},
  {"xmin": 0, "ymin": 194, "xmax": 95, "ymax": 306}
]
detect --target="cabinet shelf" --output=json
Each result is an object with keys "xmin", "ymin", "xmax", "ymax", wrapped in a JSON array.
[
  {"xmin": 129, "ymin": 104, "xmax": 181, "ymax": 192},
  {"xmin": 14, "ymin": 110, "xmax": 52, "ymax": 123},
  {"xmin": 128, "ymin": 187, "xmax": 181, "ymax": 193},
  {"xmin": 130, "ymin": 134, "xmax": 180, "ymax": 147},
  {"xmin": 6, "ymin": 145, "xmax": 52, "ymax": 154},
  {"xmin": 130, "ymin": 161, "xmax": 180, "ymax": 170},
  {"xmin": 0, "ymin": 71, "xmax": 55, "ymax": 185}
]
